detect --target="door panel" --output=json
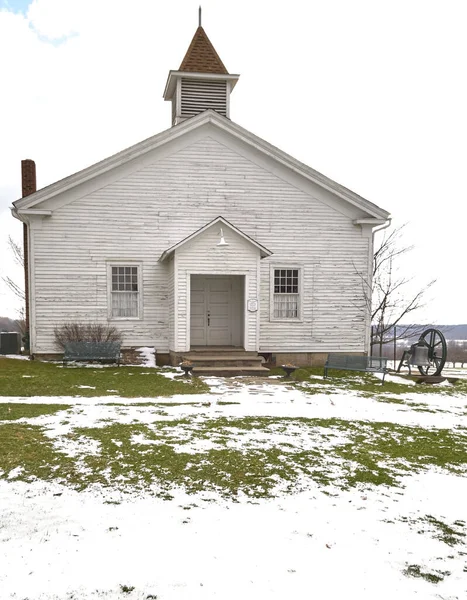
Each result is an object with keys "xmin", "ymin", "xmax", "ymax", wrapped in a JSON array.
[
  {"xmin": 190, "ymin": 283, "xmax": 207, "ymax": 346},
  {"xmin": 190, "ymin": 276, "xmax": 232, "ymax": 346}
]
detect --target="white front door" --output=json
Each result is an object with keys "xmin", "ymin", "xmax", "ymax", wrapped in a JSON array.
[{"xmin": 190, "ymin": 276, "xmax": 232, "ymax": 346}]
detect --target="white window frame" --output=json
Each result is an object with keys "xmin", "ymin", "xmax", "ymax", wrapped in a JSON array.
[
  {"xmin": 107, "ymin": 262, "xmax": 143, "ymax": 321},
  {"xmin": 269, "ymin": 265, "xmax": 303, "ymax": 322}
]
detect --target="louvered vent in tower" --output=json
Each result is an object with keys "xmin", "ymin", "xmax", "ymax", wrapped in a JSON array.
[{"xmin": 180, "ymin": 78, "xmax": 228, "ymax": 119}]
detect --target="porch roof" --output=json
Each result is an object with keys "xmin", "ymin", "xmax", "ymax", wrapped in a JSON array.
[{"xmin": 159, "ymin": 216, "xmax": 273, "ymax": 262}]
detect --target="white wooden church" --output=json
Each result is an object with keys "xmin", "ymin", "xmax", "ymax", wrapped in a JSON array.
[{"xmin": 12, "ymin": 22, "xmax": 390, "ymax": 370}]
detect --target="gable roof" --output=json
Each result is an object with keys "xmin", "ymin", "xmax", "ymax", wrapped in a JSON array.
[
  {"xmin": 159, "ymin": 216, "xmax": 273, "ymax": 262},
  {"xmin": 179, "ymin": 26, "xmax": 228, "ymax": 74},
  {"xmin": 12, "ymin": 110, "xmax": 390, "ymax": 222}
]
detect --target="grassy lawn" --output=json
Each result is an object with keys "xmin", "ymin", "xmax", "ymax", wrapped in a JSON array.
[
  {"xmin": 2, "ymin": 407, "xmax": 466, "ymax": 499},
  {"xmin": 1, "ymin": 357, "xmax": 466, "ymax": 498},
  {"xmin": 0, "ymin": 357, "xmax": 209, "ymax": 397},
  {"xmin": 1, "ymin": 363, "xmax": 466, "ymax": 598}
]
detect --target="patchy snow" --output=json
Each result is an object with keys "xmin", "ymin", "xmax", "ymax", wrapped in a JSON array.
[
  {"xmin": 135, "ymin": 346, "xmax": 156, "ymax": 368},
  {"xmin": 1, "ymin": 376, "xmax": 466, "ymax": 598},
  {"xmin": 6, "ymin": 466, "xmax": 24, "ymax": 479},
  {"xmin": 1, "ymin": 376, "xmax": 466, "ymax": 429},
  {"xmin": 378, "ymin": 372, "xmax": 416, "ymax": 385},
  {"xmin": 1, "ymin": 354, "xmax": 30, "ymax": 360},
  {"xmin": 75, "ymin": 385, "xmax": 97, "ymax": 390},
  {"xmin": 157, "ymin": 366, "xmax": 181, "ymax": 380}
]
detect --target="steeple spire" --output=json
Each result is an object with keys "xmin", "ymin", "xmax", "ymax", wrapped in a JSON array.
[
  {"xmin": 163, "ymin": 16, "xmax": 239, "ymax": 126},
  {"xmin": 178, "ymin": 25, "xmax": 228, "ymax": 75}
]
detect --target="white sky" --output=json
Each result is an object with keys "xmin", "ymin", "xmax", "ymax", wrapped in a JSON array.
[{"xmin": 0, "ymin": 0, "xmax": 466, "ymax": 323}]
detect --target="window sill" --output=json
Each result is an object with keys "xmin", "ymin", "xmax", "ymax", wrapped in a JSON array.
[
  {"xmin": 270, "ymin": 318, "xmax": 303, "ymax": 323},
  {"xmin": 108, "ymin": 317, "xmax": 142, "ymax": 322}
]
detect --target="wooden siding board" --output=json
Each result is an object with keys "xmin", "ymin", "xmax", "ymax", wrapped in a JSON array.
[{"xmin": 32, "ymin": 137, "xmax": 371, "ymax": 354}]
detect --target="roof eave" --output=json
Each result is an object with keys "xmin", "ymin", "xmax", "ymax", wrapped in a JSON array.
[
  {"xmin": 12, "ymin": 112, "xmax": 218, "ymax": 210},
  {"xmin": 13, "ymin": 110, "xmax": 390, "ymax": 220}
]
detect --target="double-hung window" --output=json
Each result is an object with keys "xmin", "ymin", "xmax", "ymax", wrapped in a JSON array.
[
  {"xmin": 109, "ymin": 265, "xmax": 141, "ymax": 319},
  {"xmin": 273, "ymin": 268, "xmax": 300, "ymax": 319}
]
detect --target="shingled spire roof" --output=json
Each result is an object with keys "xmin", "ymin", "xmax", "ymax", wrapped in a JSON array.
[{"xmin": 179, "ymin": 26, "xmax": 229, "ymax": 74}]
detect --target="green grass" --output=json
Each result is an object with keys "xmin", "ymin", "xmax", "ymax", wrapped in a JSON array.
[
  {"xmin": 2, "ymin": 411, "xmax": 466, "ymax": 498},
  {"xmin": 403, "ymin": 564, "xmax": 451, "ymax": 584},
  {"xmin": 0, "ymin": 402, "xmax": 71, "ymax": 420},
  {"xmin": 400, "ymin": 514, "xmax": 467, "ymax": 547},
  {"xmin": 0, "ymin": 358, "xmax": 209, "ymax": 397},
  {"xmin": 0, "ymin": 423, "xmax": 77, "ymax": 481}
]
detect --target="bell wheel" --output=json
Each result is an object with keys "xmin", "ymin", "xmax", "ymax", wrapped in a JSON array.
[{"xmin": 417, "ymin": 328, "xmax": 447, "ymax": 376}]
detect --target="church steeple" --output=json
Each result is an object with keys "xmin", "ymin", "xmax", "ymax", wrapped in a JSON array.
[
  {"xmin": 179, "ymin": 26, "xmax": 228, "ymax": 74},
  {"xmin": 163, "ymin": 18, "xmax": 239, "ymax": 126}
]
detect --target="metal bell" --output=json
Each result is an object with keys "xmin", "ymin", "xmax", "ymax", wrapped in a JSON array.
[{"xmin": 410, "ymin": 343, "xmax": 430, "ymax": 366}]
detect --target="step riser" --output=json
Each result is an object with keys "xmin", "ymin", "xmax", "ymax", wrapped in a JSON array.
[
  {"xmin": 182, "ymin": 352, "xmax": 261, "ymax": 361},
  {"xmin": 180, "ymin": 350, "xmax": 268, "ymax": 376},
  {"xmin": 193, "ymin": 368, "xmax": 269, "ymax": 377},
  {"xmin": 185, "ymin": 359, "xmax": 263, "ymax": 367}
]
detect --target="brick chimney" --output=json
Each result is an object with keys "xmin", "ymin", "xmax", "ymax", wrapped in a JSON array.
[
  {"xmin": 21, "ymin": 159, "xmax": 37, "ymax": 197},
  {"xmin": 21, "ymin": 159, "xmax": 37, "ymax": 349}
]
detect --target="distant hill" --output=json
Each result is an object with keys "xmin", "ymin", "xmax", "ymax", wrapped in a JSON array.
[
  {"xmin": 0, "ymin": 317, "xmax": 22, "ymax": 333},
  {"xmin": 391, "ymin": 325, "xmax": 467, "ymax": 341}
]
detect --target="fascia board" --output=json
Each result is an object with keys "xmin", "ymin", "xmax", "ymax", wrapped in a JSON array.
[
  {"xmin": 353, "ymin": 218, "xmax": 388, "ymax": 226},
  {"xmin": 18, "ymin": 209, "xmax": 52, "ymax": 216}
]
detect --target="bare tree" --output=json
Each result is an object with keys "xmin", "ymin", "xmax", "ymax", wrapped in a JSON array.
[
  {"xmin": 447, "ymin": 340, "xmax": 467, "ymax": 368},
  {"xmin": 1, "ymin": 236, "xmax": 26, "ymax": 334},
  {"xmin": 360, "ymin": 225, "xmax": 436, "ymax": 356}
]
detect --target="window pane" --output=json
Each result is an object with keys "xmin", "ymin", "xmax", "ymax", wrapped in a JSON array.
[
  {"xmin": 110, "ymin": 266, "xmax": 139, "ymax": 315},
  {"xmin": 111, "ymin": 291, "xmax": 138, "ymax": 318},
  {"xmin": 274, "ymin": 268, "xmax": 299, "ymax": 295},
  {"xmin": 273, "ymin": 293, "xmax": 298, "ymax": 318}
]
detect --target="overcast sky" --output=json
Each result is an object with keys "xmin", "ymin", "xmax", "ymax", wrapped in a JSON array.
[{"xmin": 0, "ymin": 0, "xmax": 466, "ymax": 324}]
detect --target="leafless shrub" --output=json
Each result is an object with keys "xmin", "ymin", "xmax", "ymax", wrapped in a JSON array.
[{"xmin": 54, "ymin": 322, "xmax": 122, "ymax": 349}]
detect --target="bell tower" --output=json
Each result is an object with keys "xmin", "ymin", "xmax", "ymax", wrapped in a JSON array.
[{"xmin": 163, "ymin": 11, "xmax": 239, "ymax": 126}]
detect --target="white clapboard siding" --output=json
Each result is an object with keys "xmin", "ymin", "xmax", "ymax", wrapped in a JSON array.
[{"xmin": 31, "ymin": 136, "xmax": 371, "ymax": 354}]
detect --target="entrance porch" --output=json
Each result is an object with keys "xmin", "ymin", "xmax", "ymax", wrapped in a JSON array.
[
  {"xmin": 160, "ymin": 216, "xmax": 272, "ymax": 356},
  {"xmin": 190, "ymin": 275, "xmax": 244, "ymax": 348}
]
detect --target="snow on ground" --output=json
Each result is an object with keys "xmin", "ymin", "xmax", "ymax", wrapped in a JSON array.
[
  {"xmin": 1, "ymin": 376, "xmax": 466, "ymax": 599},
  {"xmin": 1, "ymin": 473, "xmax": 466, "ymax": 600},
  {"xmin": 1, "ymin": 354, "xmax": 30, "ymax": 360},
  {"xmin": 135, "ymin": 347, "xmax": 156, "ymax": 368},
  {"xmin": 3, "ymin": 375, "xmax": 466, "ymax": 429}
]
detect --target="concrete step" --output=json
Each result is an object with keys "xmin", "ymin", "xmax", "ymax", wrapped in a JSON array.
[
  {"xmin": 189, "ymin": 347, "xmax": 255, "ymax": 354},
  {"xmin": 181, "ymin": 352, "xmax": 258, "ymax": 360},
  {"xmin": 192, "ymin": 365, "xmax": 270, "ymax": 377}
]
